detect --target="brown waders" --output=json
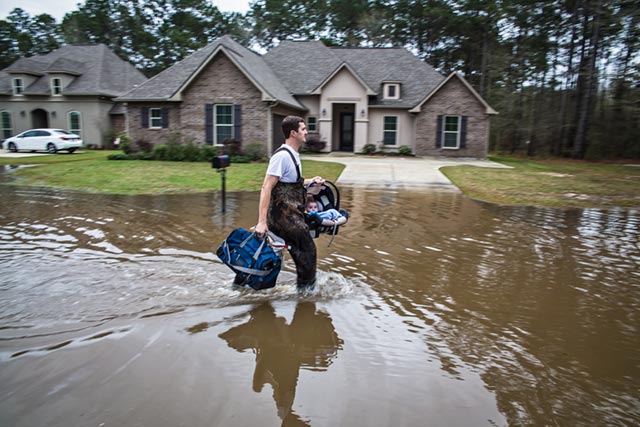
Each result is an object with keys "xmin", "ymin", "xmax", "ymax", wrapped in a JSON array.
[{"xmin": 267, "ymin": 180, "xmax": 317, "ymax": 289}]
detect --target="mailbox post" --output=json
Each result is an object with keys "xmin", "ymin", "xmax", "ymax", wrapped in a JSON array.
[{"xmin": 212, "ymin": 154, "xmax": 230, "ymax": 213}]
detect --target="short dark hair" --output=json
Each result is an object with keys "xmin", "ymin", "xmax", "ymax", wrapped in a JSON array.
[{"xmin": 282, "ymin": 116, "xmax": 304, "ymax": 139}]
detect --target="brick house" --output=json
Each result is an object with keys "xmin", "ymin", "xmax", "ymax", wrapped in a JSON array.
[
  {"xmin": 0, "ymin": 44, "xmax": 147, "ymax": 147},
  {"xmin": 117, "ymin": 36, "xmax": 497, "ymax": 158}
]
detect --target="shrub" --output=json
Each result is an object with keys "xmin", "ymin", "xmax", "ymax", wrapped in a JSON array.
[
  {"xmin": 108, "ymin": 153, "xmax": 129, "ymax": 160},
  {"xmin": 165, "ymin": 140, "xmax": 185, "ymax": 161},
  {"xmin": 153, "ymin": 144, "xmax": 168, "ymax": 160},
  {"xmin": 136, "ymin": 139, "xmax": 153, "ymax": 153},
  {"xmin": 398, "ymin": 145, "xmax": 413, "ymax": 156},
  {"xmin": 223, "ymin": 139, "xmax": 242, "ymax": 156},
  {"xmin": 201, "ymin": 145, "xmax": 217, "ymax": 162},
  {"xmin": 119, "ymin": 134, "xmax": 133, "ymax": 154},
  {"xmin": 231, "ymin": 156, "xmax": 251, "ymax": 163},
  {"xmin": 362, "ymin": 143, "xmax": 377, "ymax": 154},
  {"xmin": 243, "ymin": 142, "xmax": 266, "ymax": 161},
  {"xmin": 304, "ymin": 133, "xmax": 326, "ymax": 152},
  {"xmin": 182, "ymin": 142, "xmax": 201, "ymax": 162}
]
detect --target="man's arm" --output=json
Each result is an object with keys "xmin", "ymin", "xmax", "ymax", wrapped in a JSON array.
[{"xmin": 255, "ymin": 174, "xmax": 279, "ymax": 236}]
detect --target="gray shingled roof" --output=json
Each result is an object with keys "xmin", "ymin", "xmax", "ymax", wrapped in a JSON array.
[
  {"xmin": 0, "ymin": 44, "xmax": 147, "ymax": 97},
  {"xmin": 117, "ymin": 36, "xmax": 305, "ymax": 110},
  {"xmin": 264, "ymin": 41, "xmax": 445, "ymax": 108}
]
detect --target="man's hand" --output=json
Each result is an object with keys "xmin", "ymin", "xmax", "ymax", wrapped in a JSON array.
[
  {"xmin": 306, "ymin": 176, "xmax": 325, "ymax": 186},
  {"xmin": 255, "ymin": 221, "xmax": 268, "ymax": 237}
]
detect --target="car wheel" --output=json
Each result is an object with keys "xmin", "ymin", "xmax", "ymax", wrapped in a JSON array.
[
  {"xmin": 8, "ymin": 142, "xmax": 17, "ymax": 153},
  {"xmin": 68, "ymin": 148, "xmax": 76, "ymax": 154},
  {"xmin": 47, "ymin": 143, "xmax": 57, "ymax": 154}
]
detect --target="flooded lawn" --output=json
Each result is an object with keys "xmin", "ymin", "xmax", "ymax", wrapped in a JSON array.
[{"xmin": 0, "ymin": 177, "xmax": 638, "ymax": 426}]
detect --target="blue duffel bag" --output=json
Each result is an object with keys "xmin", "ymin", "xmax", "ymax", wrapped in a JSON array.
[{"xmin": 216, "ymin": 228, "xmax": 285, "ymax": 290}]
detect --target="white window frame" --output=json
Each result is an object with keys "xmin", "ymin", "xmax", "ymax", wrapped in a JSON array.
[
  {"xmin": 214, "ymin": 104, "xmax": 233, "ymax": 145},
  {"xmin": 51, "ymin": 78, "xmax": 62, "ymax": 95},
  {"xmin": 149, "ymin": 108, "xmax": 162, "ymax": 129},
  {"xmin": 1, "ymin": 111, "xmax": 13, "ymax": 139},
  {"xmin": 68, "ymin": 111, "xmax": 82, "ymax": 138},
  {"xmin": 384, "ymin": 83, "xmax": 400, "ymax": 100},
  {"xmin": 382, "ymin": 115, "xmax": 399, "ymax": 146},
  {"xmin": 307, "ymin": 116, "xmax": 318, "ymax": 132},
  {"xmin": 12, "ymin": 78, "xmax": 24, "ymax": 95},
  {"xmin": 442, "ymin": 115, "xmax": 461, "ymax": 149}
]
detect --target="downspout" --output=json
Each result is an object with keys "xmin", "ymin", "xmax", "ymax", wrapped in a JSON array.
[{"xmin": 267, "ymin": 101, "xmax": 279, "ymax": 155}]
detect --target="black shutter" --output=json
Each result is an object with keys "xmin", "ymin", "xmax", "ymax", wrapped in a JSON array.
[
  {"xmin": 233, "ymin": 104, "xmax": 242, "ymax": 141},
  {"xmin": 460, "ymin": 116, "xmax": 467, "ymax": 148},
  {"xmin": 205, "ymin": 104, "xmax": 213, "ymax": 145},
  {"xmin": 142, "ymin": 107, "xmax": 149, "ymax": 128},
  {"xmin": 435, "ymin": 115, "xmax": 443, "ymax": 148},
  {"xmin": 162, "ymin": 107, "xmax": 169, "ymax": 128}
]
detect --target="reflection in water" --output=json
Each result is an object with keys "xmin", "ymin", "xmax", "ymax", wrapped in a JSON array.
[
  {"xmin": 219, "ymin": 302, "xmax": 342, "ymax": 426},
  {"xmin": 0, "ymin": 177, "xmax": 639, "ymax": 426}
]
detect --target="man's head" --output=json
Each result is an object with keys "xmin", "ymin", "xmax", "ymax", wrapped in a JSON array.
[{"xmin": 282, "ymin": 116, "xmax": 307, "ymax": 146}]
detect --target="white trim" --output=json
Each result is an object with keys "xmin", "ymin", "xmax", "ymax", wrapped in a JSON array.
[
  {"xmin": 384, "ymin": 83, "xmax": 400, "ymax": 100},
  {"xmin": 382, "ymin": 115, "xmax": 399, "ymax": 146},
  {"xmin": 68, "ymin": 111, "xmax": 82, "ymax": 138},
  {"xmin": 1, "ymin": 110, "xmax": 13, "ymax": 139},
  {"xmin": 149, "ymin": 108, "xmax": 162, "ymax": 129},
  {"xmin": 12, "ymin": 78, "xmax": 24, "ymax": 95},
  {"xmin": 213, "ymin": 103, "xmax": 233, "ymax": 145},
  {"xmin": 410, "ymin": 72, "xmax": 498, "ymax": 115},
  {"xmin": 307, "ymin": 115, "xmax": 318, "ymax": 132},
  {"xmin": 51, "ymin": 78, "xmax": 62, "ymax": 96},
  {"xmin": 442, "ymin": 115, "xmax": 461, "ymax": 149}
]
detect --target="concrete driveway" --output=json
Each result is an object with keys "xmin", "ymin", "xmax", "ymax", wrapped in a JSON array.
[
  {"xmin": 304, "ymin": 154, "xmax": 511, "ymax": 190},
  {"xmin": 0, "ymin": 152, "xmax": 52, "ymax": 158}
]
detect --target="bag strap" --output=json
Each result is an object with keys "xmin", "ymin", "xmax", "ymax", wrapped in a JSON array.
[
  {"xmin": 274, "ymin": 146, "xmax": 301, "ymax": 182},
  {"xmin": 231, "ymin": 265, "xmax": 271, "ymax": 277}
]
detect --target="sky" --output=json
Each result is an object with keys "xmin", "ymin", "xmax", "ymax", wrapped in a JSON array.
[{"xmin": 0, "ymin": 0, "xmax": 251, "ymax": 21}]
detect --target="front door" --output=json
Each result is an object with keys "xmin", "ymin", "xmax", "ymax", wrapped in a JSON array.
[
  {"xmin": 31, "ymin": 109, "xmax": 48, "ymax": 129},
  {"xmin": 339, "ymin": 112, "xmax": 354, "ymax": 152}
]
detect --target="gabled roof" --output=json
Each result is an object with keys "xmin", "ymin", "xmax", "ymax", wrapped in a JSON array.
[
  {"xmin": 0, "ymin": 44, "xmax": 147, "ymax": 97},
  {"xmin": 311, "ymin": 62, "xmax": 376, "ymax": 95},
  {"xmin": 264, "ymin": 41, "xmax": 445, "ymax": 108},
  {"xmin": 116, "ymin": 36, "xmax": 305, "ymax": 110},
  {"xmin": 410, "ymin": 72, "xmax": 498, "ymax": 115}
]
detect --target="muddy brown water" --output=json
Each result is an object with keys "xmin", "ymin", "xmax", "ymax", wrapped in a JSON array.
[{"xmin": 0, "ymin": 170, "xmax": 638, "ymax": 426}]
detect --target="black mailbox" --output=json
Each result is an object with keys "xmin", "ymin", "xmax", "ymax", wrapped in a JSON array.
[{"xmin": 212, "ymin": 154, "xmax": 230, "ymax": 169}]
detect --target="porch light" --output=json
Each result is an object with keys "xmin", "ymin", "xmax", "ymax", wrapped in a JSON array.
[
  {"xmin": 51, "ymin": 111, "xmax": 57, "ymax": 118},
  {"xmin": 361, "ymin": 109, "xmax": 365, "ymax": 118},
  {"xmin": 322, "ymin": 108, "xmax": 326, "ymax": 117},
  {"xmin": 20, "ymin": 111, "xmax": 25, "ymax": 117}
]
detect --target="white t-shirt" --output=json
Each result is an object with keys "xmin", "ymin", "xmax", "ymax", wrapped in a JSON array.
[{"xmin": 266, "ymin": 144, "xmax": 301, "ymax": 183}]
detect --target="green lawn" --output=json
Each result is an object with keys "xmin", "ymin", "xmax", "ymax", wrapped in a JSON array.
[
  {"xmin": 441, "ymin": 156, "xmax": 640, "ymax": 209},
  {"xmin": 1, "ymin": 151, "xmax": 345, "ymax": 194}
]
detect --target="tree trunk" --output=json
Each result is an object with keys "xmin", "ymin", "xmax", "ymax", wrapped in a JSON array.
[
  {"xmin": 557, "ymin": 0, "xmax": 580, "ymax": 156},
  {"xmin": 573, "ymin": 0, "xmax": 603, "ymax": 159}
]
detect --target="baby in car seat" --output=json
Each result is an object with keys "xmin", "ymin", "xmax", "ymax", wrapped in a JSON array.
[{"xmin": 306, "ymin": 196, "xmax": 347, "ymax": 226}]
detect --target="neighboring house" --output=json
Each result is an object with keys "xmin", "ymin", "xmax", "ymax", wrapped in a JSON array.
[
  {"xmin": 117, "ymin": 36, "xmax": 497, "ymax": 158},
  {"xmin": 0, "ymin": 44, "xmax": 147, "ymax": 147}
]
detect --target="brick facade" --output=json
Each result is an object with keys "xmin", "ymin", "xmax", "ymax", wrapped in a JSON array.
[
  {"xmin": 415, "ymin": 77, "xmax": 490, "ymax": 158},
  {"xmin": 127, "ymin": 53, "xmax": 287, "ymax": 150},
  {"xmin": 180, "ymin": 53, "xmax": 271, "ymax": 147},
  {"xmin": 128, "ymin": 102, "xmax": 180, "ymax": 145}
]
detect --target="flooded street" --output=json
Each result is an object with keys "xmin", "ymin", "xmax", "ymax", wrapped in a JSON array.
[{"xmin": 1, "ymin": 175, "xmax": 638, "ymax": 426}]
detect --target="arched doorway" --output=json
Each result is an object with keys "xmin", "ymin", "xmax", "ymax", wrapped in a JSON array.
[{"xmin": 31, "ymin": 109, "xmax": 48, "ymax": 128}]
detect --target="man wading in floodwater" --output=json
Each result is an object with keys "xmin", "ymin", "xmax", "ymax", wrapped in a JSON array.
[{"xmin": 255, "ymin": 116, "xmax": 324, "ymax": 290}]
